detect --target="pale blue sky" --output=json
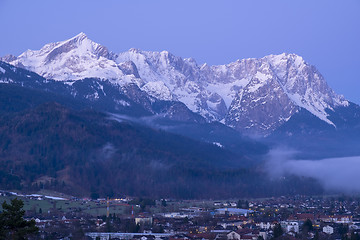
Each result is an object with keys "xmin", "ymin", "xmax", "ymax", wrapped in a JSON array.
[{"xmin": 0, "ymin": 0, "xmax": 359, "ymax": 103}]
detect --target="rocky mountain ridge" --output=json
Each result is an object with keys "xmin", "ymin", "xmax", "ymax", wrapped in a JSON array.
[{"xmin": 2, "ymin": 33, "xmax": 349, "ymax": 134}]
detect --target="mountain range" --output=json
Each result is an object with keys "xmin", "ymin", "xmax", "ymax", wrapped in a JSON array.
[
  {"xmin": 0, "ymin": 33, "xmax": 359, "ymax": 198},
  {"xmin": 2, "ymin": 32, "xmax": 352, "ymax": 135}
]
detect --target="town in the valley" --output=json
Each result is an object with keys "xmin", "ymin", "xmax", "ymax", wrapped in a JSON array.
[{"xmin": 1, "ymin": 191, "xmax": 360, "ymax": 240}]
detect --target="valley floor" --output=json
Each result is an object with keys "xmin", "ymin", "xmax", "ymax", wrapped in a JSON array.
[{"xmin": 1, "ymin": 190, "xmax": 360, "ymax": 240}]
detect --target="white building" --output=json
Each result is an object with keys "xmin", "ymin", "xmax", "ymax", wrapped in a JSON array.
[
  {"xmin": 220, "ymin": 221, "xmax": 244, "ymax": 229},
  {"xmin": 323, "ymin": 225, "xmax": 334, "ymax": 235},
  {"xmin": 227, "ymin": 231, "xmax": 241, "ymax": 240},
  {"xmin": 259, "ymin": 230, "xmax": 268, "ymax": 240},
  {"xmin": 282, "ymin": 221, "xmax": 299, "ymax": 233},
  {"xmin": 257, "ymin": 222, "xmax": 271, "ymax": 230},
  {"xmin": 135, "ymin": 217, "xmax": 153, "ymax": 225},
  {"xmin": 163, "ymin": 212, "xmax": 189, "ymax": 218},
  {"xmin": 332, "ymin": 216, "xmax": 352, "ymax": 224},
  {"xmin": 216, "ymin": 208, "xmax": 254, "ymax": 216}
]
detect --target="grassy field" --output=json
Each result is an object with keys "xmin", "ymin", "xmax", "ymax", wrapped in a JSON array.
[
  {"xmin": 0, "ymin": 195, "xmax": 132, "ymax": 217},
  {"xmin": 0, "ymin": 192, "xmax": 244, "ymax": 218}
]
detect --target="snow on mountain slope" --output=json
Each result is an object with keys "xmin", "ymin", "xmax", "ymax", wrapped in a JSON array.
[
  {"xmin": 197, "ymin": 54, "xmax": 348, "ymax": 133},
  {"xmin": 141, "ymin": 81, "xmax": 173, "ymax": 101},
  {"xmin": 8, "ymin": 33, "xmax": 139, "ymax": 86},
  {"xmin": 224, "ymin": 61, "xmax": 299, "ymax": 133},
  {"xmin": 265, "ymin": 53, "xmax": 348, "ymax": 125},
  {"xmin": 116, "ymin": 49, "xmax": 229, "ymax": 120},
  {"xmin": 3, "ymin": 33, "xmax": 349, "ymax": 134},
  {"xmin": 199, "ymin": 54, "xmax": 348, "ymax": 133}
]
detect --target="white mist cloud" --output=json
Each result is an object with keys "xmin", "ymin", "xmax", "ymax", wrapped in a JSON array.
[{"xmin": 266, "ymin": 149, "xmax": 360, "ymax": 194}]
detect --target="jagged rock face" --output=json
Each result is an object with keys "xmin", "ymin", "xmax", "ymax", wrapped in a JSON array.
[
  {"xmin": 118, "ymin": 61, "xmax": 140, "ymax": 78},
  {"xmin": 116, "ymin": 49, "xmax": 348, "ymax": 134},
  {"xmin": 0, "ymin": 54, "xmax": 17, "ymax": 62},
  {"xmin": 227, "ymin": 55, "xmax": 346, "ymax": 133},
  {"xmin": 264, "ymin": 54, "xmax": 348, "ymax": 124},
  {"xmin": 3, "ymin": 33, "xmax": 349, "ymax": 135},
  {"xmin": 225, "ymin": 73, "xmax": 299, "ymax": 135}
]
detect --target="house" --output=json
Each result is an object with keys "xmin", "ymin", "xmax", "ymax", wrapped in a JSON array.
[
  {"xmin": 220, "ymin": 221, "xmax": 243, "ymax": 230},
  {"xmin": 256, "ymin": 222, "xmax": 271, "ymax": 230},
  {"xmin": 319, "ymin": 215, "xmax": 332, "ymax": 222},
  {"xmin": 240, "ymin": 234, "xmax": 257, "ymax": 240},
  {"xmin": 164, "ymin": 212, "xmax": 189, "ymax": 219},
  {"xmin": 135, "ymin": 216, "xmax": 153, "ymax": 225},
  {"xmin": 332, "ymin": 215, "xmax": 352, "ymax": 224},
  {"xmin": 216, "ymin": 208, "xmax": 254, "ymax": 217},
  {"xmin": 323, "ymin": 225, "xmax": 334, "ymax": 235},
  {"xmin": 259, "ymin": 230, "xmax": 268, "ymax": 240},
  {"xmin": 191, "ymin": 232, "xmax": 217, "ymax": 240},
  {"xmin": 281, "ymin": 221, "xmax": 299, "ymax": 233},
  {"xmin": 225, "ymin": 225, "xmax": 239, "ymax": 231},
  {"xmin": 227, "ymin": 231, "xmax": 240, "ymax": 240},
  {"xmin": 288, "ymin": 213, "xmax": 315, "ymax": 222}
]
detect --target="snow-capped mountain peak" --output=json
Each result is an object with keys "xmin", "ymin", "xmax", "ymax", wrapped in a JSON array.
[
  {"xmin": 2, "ymin": 33, "xmax": 350, "ymax": 134},
  {"xmin": 8, "ymin": 33, "xmax": 126, "ymax": 81},
  {"xmin": 265, "ymin": 53, "xmax": 348, "ymax": 126}
]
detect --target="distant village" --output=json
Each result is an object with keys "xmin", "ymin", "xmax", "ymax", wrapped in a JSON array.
[{"xmin": 1, "ymin": 191, "xmax": 360, "ymax": 240}]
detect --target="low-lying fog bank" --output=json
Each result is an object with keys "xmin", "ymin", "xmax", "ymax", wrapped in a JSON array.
[{"xmin": 266, "ymin": 149, "xmax": 360, "ymax": 194}]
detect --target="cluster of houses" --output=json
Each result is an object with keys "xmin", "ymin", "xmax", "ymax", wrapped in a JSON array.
[
  {"xmin": 85, "ymin": 196, "xmax": 360, "ymax": 240},
  {"xmin": 2, "ymin": 189, "xmax": 360, "ymax": 240}
]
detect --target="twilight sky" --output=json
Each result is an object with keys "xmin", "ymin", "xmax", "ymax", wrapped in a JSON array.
[{"xmin": 0, "ymin": 0, "xmax": 359, "ymax": 103}]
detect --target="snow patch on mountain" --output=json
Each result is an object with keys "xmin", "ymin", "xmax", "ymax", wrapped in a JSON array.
[
  {"xmin": 141, "ymin": 81, "xmax": 173, "ymax": 101},
  {"xmin": 205, "ymin": 78, "xmax": 248, "ymax": 107}
]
